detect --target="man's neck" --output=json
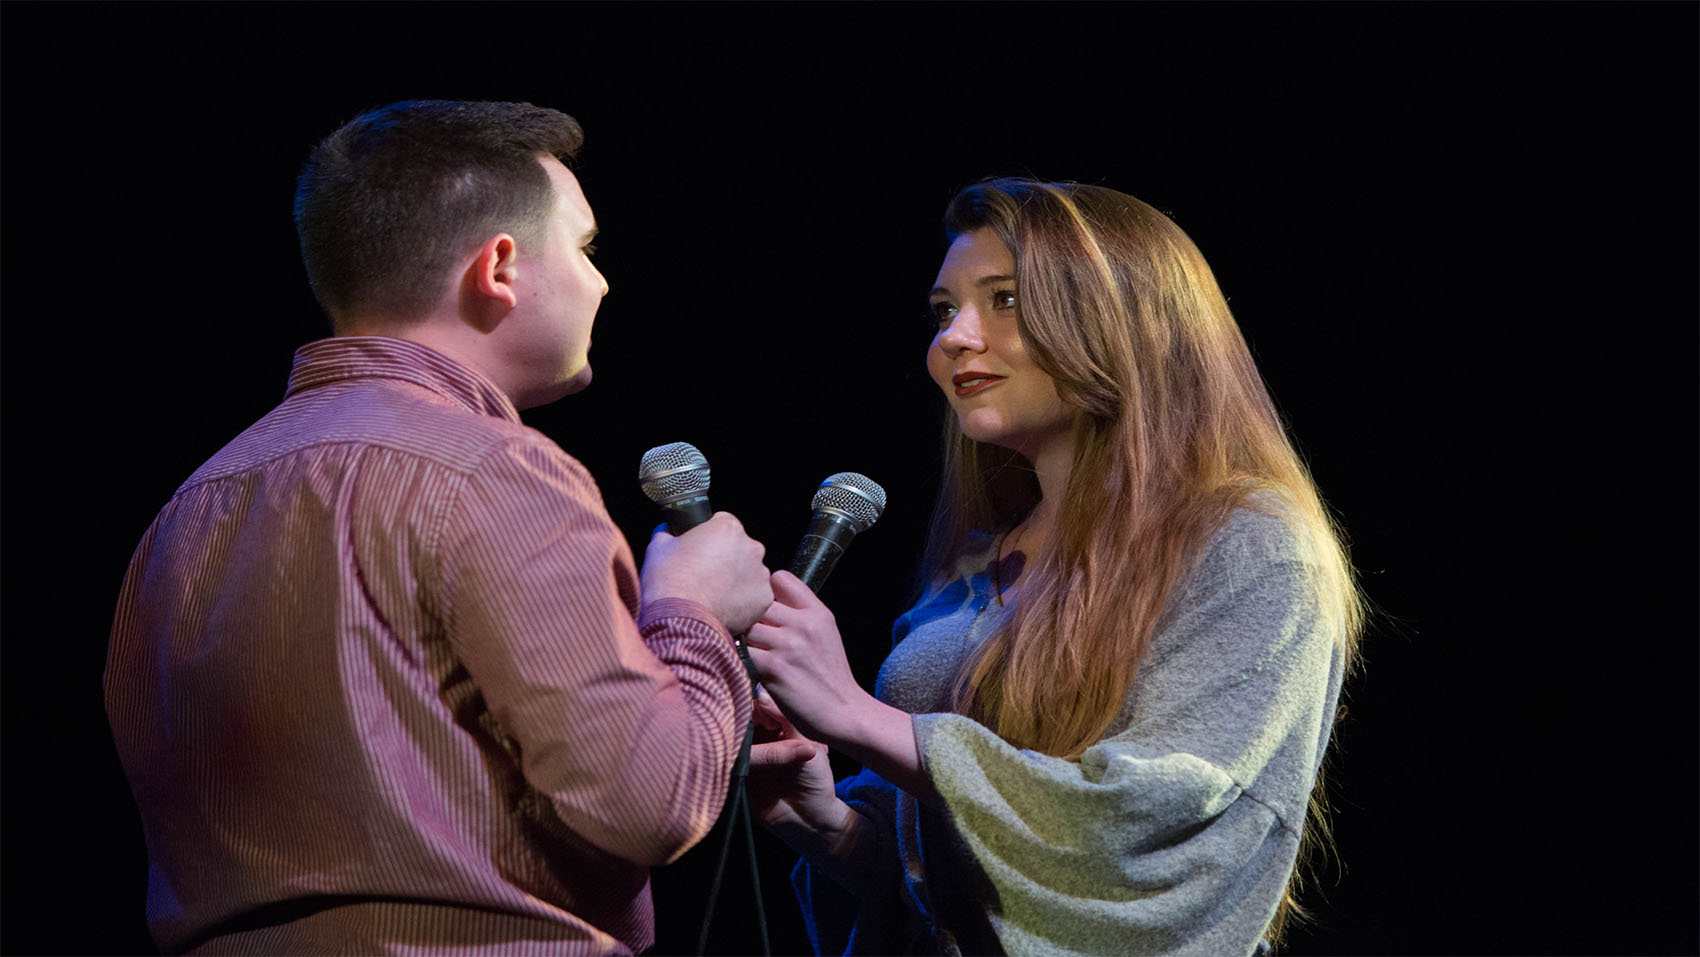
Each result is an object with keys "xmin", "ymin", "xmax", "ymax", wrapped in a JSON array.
[{"xmin": 339, "ymin": 316, "xmax": 520, "ymax": 407}]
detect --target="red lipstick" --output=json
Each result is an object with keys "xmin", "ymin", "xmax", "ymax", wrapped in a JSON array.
[{"xmin": 952, "ymin": 372, "xmax": 1004, "ymax": 397}]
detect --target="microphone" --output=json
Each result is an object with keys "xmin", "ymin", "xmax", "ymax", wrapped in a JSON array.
[
  {"xmin": 789, "ymin": 472, "xmax": 887, "ymax": 593},
  {"xmin": 639, "ymin": 442, "xmax": 712, "ymax": 534},
  {"xmin": 639, "ymin": 442, "xmax": 763, "ymax": 954}
]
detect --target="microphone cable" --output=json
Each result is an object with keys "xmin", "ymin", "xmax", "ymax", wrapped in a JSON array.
[
  {"xmin": 637, "ymin": 443, "xmax": 768, "ymax": 956},
  {"xmin": 639, "ymin": 448, "xmax": 885, "ymax": 956},
  {"xmin": 695, "ymin": 638, "xmax": 768, "ymax": 956},
  {"xmin": 699, "ymin": 472, "xmax": 885, "ymax": 953}
]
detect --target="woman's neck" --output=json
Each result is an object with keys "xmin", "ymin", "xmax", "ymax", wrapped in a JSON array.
[
  {"xmin": 998, "ymin": 430, "xmax": 1073, "ymax": 595},
  {"xmin": 1023, "ymin": 429, "xmax": 1073, "ymax": 540}
]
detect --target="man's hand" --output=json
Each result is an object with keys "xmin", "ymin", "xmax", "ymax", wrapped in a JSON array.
[{"xmin": 640, "ymin": 512, "xmax": 773, "ymax": 635}]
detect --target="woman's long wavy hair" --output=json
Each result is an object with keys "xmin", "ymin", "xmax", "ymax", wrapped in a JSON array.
[{"xmin": 924, "ymin": 178, "xmax": 1364, "ymax": 944}]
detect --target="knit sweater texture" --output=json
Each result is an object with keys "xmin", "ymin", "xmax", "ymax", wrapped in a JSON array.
[{"xmin": 792, "ymin": 505, "xmax": 1344, "ymax": 956}]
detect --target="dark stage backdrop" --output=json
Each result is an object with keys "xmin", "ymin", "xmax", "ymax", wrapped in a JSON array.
[{"xmin": 4, "ymin": 4, "xmax": 1694, "ymax": 955}]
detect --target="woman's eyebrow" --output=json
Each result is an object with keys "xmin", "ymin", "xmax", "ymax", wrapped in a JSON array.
[{"xmin": 929, "ymin": 274, "xmax": 1016, "ymax": 298}]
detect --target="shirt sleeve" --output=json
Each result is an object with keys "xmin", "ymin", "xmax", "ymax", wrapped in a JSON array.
[
  {"xmin": 911, "ymin": 512, "xmax": 1342, "ymax": 956},
  {"xmin": 437, "ymin": 434, "xmax": 751, "ymax": 868}
]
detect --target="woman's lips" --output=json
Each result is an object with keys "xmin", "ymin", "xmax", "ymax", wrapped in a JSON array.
[{"xmin": 952, "ymin": 373, "xmax": 1005, "ymax": 397}]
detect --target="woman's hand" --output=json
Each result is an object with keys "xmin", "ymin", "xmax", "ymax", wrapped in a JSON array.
[
  {"xmin": 748, "ymin": 686, "xmax": 878, "ymax": 888},
  {"xmin": 745, "ymin": 570, "xmax": 938, "ymax": 805},
  {"xmin": 743, "ymin": 570, "xmax": 873, "ymax": 744},
  {"xmin": 747, "ymin": 687, "xmax": 847, "ymax": 837}
]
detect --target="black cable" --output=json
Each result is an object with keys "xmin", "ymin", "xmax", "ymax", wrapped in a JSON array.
[
  {"xmin": 741, "ymin": 771, "xmax": 770, "ymax": 955},
  {"xmin": 696, "ymin": 640, "xmax": 769, "ymax": 956},
  {"xmin": 695, "ymin": 763, "xmax": 741, "ymax": 954}
]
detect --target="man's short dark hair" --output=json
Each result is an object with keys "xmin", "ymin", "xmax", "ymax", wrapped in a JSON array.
[{"xmin": 294, "ymin": 100, "xmax": 584, "ymax": 326}]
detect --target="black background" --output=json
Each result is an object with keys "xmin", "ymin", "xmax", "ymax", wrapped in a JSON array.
[{"xmin": 3, "ymin": 3, "xmax": 1695, "ymax": 955}]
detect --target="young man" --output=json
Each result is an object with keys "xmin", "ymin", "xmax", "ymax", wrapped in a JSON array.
[{"xmin": 105, "ymin": 100, "xmax": 775, "ymax": 954}]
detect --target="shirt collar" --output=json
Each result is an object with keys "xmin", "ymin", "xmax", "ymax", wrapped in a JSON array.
[{"xmin": 285, "ymin": 336, "xmax": 521, "ymax": 423}]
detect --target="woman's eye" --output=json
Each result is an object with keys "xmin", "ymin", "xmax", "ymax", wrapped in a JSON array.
[
  {"xmin": 927, "ymin": 301, "xmax": 958, "ymax": 327},
  {"xmin": 992, "ymin": 289, "xmax": 1016, "ymax": 310},
  {"xmin": 582, "ymin": 243, "xmax": 598, "ymax": 257}
]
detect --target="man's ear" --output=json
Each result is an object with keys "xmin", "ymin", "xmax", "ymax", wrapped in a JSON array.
[{"xmin": 462, "ymin": 234, "xmax": 519, "ymax": 328}]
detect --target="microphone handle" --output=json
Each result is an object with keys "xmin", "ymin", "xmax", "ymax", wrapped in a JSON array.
[
  {"xmin": 662, "ymin": 494, "xmax": 713, "ymax": 535},
  {"xmin": 789, "ymin": 511, "xmax": 860, "ymax": 593}
]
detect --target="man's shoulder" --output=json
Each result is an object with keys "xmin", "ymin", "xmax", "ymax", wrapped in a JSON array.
[{"xmin": 182, "ymin": 377, "xmax": 571, "ymax": 493}]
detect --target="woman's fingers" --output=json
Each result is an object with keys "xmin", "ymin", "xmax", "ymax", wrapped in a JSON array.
[
  {"xmin": 752, "ymin": 599, "xmax": 804, "ymax": 631},
  {"xmin": 752, "ymin": 684, "xmax": 792, "ymax": 729},
  {"xmin": 746, "ymin": 589, "xmax": 833, "ymax": 648},
  {"xmin": 743, "ymin": 628, "xmax": 776, "ymax": 664},
  {"xmin": 744, "ymin": 642, "xmax": 778, "ymax": 686},
  {"xmin": 749, "ymin": 738, "xmax": 818, "ymax": 767},
  {"xmin": 751, "ymin": 570, "xmax": 824, "ymax": 629},
  {"xmin": 743, "ymin": 621, "xmax": 771, "ymax": 649},
  {"xmin": 753, "ymin": 702, "xmax": 785, "ymax": 734},
  {"xmin": 770, "ymin": 569, "xmax": 818, "ymax": 606}
]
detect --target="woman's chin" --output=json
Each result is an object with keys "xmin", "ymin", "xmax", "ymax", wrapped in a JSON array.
[{"xmin": 957, "ymin": 415, "xmax": 1010, "ymax": 448}]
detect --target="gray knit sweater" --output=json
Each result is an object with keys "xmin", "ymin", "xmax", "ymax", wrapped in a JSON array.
[{"xmin": 792, "ymin": 506, "xmax": 1344, "ymax": 956}]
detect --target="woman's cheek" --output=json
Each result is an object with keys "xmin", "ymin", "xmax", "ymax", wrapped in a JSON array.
[{"xmin": 925, "ymin": 340, "xmax": 951, "ymax": 392}]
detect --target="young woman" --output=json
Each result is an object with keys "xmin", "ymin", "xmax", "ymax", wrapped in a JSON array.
[{"xmin": 744, "ymin": 178, "xmax": 1363, "ymax": 955}]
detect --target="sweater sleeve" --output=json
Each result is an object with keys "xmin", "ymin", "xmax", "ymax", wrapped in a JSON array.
[
  {"xmin": 913, "ymin": 509, "xmax": 1342, "ymax": 956},
  {"xmin": 790, "ymin": 766, "xmax": 912, "ymax": 956},
  {"xmin": 788, "ymin": 572, "xmax": 984, "ymax": 956},
  {"xmin": 438, "ymin": 435, "xmax": 751, "ymax": 868}
]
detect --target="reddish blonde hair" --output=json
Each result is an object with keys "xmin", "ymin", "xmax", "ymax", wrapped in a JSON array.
[{"xmin": 924, "ymin": 178, "xmax": 1363, "ymax": 941}]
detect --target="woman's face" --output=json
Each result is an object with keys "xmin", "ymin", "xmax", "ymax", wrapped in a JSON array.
[{"xmin": 926, "ymin": 228, "xmax": 1074, "ymax": 461}]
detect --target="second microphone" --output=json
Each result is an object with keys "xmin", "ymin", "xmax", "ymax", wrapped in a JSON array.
[{"xmin": 788, "ymin": 472, "xmax": 887, "ymax": 593}]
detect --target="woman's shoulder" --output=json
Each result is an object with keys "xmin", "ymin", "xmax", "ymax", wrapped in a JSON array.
[
  {"xmin": 1163, "ymin": 493, "xmax": 1323, "ymax": 625},
  {"xmin": 1137, "ymin": 493, "xmax": 1334, "ymax": 705},
  {"xmin": 1198, "ymin": 490, "xmax": 1309, "ymax": 575}
]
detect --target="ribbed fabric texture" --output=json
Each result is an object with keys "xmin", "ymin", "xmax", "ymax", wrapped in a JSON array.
[{"xmin": 105, "ymin": 336, "xmax": 751, "ymax": 955}]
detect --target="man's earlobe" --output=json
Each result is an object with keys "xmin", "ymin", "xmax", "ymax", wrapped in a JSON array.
[{"xmin": 472, "ymin": 234, "xmax": 520, "ymax": 310}]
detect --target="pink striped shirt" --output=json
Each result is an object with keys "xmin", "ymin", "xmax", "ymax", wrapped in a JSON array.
[{"xmin": 105, "ymin": 336, "xmax": 751, "ymax": 955}]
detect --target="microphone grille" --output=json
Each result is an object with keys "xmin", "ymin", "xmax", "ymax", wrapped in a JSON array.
[
  {"xmin": 811, "ymin": 472, "xmax": 887, "ymax": 531},
  {"xmin": 639, "ymin": 442, "xmax": 711, "ymax": 504}
]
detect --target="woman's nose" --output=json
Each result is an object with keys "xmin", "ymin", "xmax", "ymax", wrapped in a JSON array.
[{"xmin": 937, "ymin": 309, "xmax": 984, "ymax": 355}]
